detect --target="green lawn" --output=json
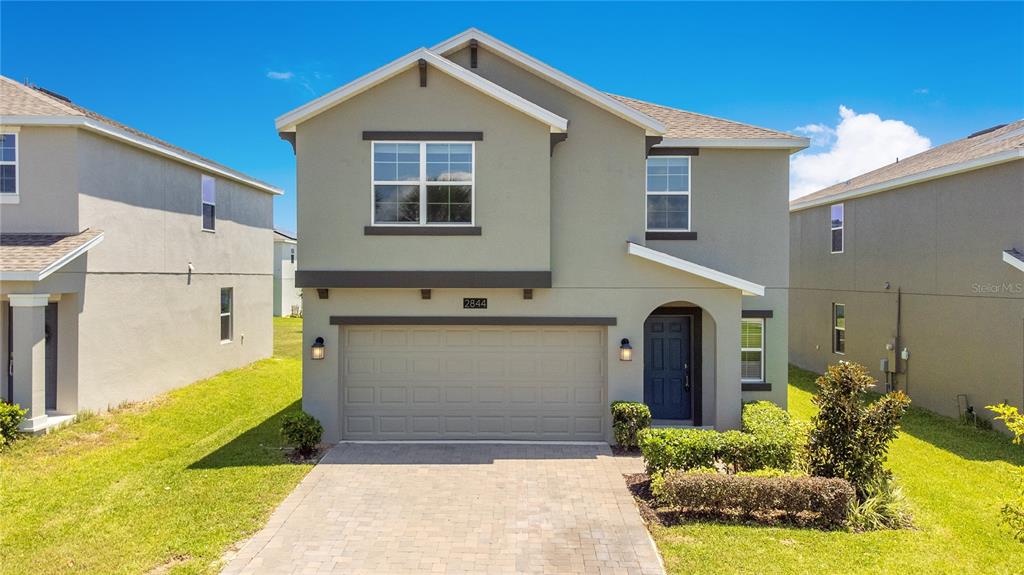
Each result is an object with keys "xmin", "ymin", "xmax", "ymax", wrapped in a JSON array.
[
  {"xmin": 653, "ymin": 365, "xmax": 1024, "ymax": 575},
  {"xmin": 0, "ymin": 317, "xmax": 310, "ymax": 575}
]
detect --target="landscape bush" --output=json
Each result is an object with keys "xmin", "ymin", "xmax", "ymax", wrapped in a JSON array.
[
  {"xmin": 610, "ymin": 401, "xmax": 652, "ymax": 449},
  {"xmin": 988, "ymin": 403, "xmax": 1024, "ymax": 542},
  {"xmin": 806, "ymin": 361, "xmax": 910, "ymax": 499},
  {"xmin": 847, "ymin": 474, "xmax": 913, "ymax": 532},
  {"xmin": 281, "ymin": 411, "xmax": 323, "ymax": 456},
  {"xmin": 0, "ymin": 402, "xmax": 27, "ymax": 449},
  {"xmin": 651, "ymin": 470, "xmax": 854, "ymax": 528}
]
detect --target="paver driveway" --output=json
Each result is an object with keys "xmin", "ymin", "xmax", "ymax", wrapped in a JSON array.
[{"xmin": 222, "ymin": 443, "xmax": 663, "ymax": 575}]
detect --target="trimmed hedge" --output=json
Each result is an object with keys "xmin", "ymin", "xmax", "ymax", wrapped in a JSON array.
[
  {"xmin": 652, "ymin": 471, "xmax": 854, "ymax": 528},
  {"xmin": 741, "ymin": 401, "xmax": 797, "ymax": 471},
  {"xmin": 610, "ymin": 401, "xmax": 652, "ymax": 448},
  {"xmin": 281, "ymin": 411, "xmax": 323, "ymax": 456},
  {"xmin": 640, "ymin": 428, "xmax": 722, "ymax": 474}
]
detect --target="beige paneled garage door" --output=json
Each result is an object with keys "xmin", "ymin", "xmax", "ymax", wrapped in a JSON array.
[{"xmin": 341, "ymin": 325, "xmax": 607, "ymax": 440}]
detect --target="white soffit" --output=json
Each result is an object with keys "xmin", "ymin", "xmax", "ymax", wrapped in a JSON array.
[
  {"xmin": 626, "ymin": 241, "xmax": 765, "ymax": 296},
  {"xmin": 432, "ymin": 28, "xmax": 666, "ymax": 136},
  {"xmin": 275, "ymin": 48, "xmax": 568, "ymax": 134},
  {"xmin": 1004, "ymin": 249, "xmax": 1024, "ymax": 273}
]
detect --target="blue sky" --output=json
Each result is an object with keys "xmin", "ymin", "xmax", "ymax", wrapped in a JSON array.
[{"xmin": 3, "ymin": 2, "xmax": 1021, "ymax": 232}]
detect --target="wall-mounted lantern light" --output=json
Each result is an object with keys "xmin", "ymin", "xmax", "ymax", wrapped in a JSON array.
[
  {"xmin": 619, "ymin": 338, "xmax": 633, "ymax": 361},
  {"xmin": 311, "ymin": 337, "xmax": 326, "ymax": 360}
]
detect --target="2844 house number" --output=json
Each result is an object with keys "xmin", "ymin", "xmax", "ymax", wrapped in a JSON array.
[{"xmin": 463, "ymin": 298, "xmax": 488, "ymax": 309}]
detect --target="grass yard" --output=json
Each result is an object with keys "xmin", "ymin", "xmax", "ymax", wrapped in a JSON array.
[
  {"xmin": 0, "ymin": 317, "xmax": 310, "ymax": 575},
  {"xmin": 653, "ymin": 365, "xmax": 1024, "ymax": 575}
]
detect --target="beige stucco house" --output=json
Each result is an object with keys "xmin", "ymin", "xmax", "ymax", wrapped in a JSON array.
[
  {"xmin": 280, "ymin": 29, "xmax": 807, "ymax": 442},
  {"xmin": 273, "ymin": 230, "xmax": 301, "ymax": 317},
  {"xmin": 790, "ymin": 120, "xmax": 1024, "ymax": 425},
  {"xmin": 0, "ymin": 76, "xmax": 282, "ymax": 432}
]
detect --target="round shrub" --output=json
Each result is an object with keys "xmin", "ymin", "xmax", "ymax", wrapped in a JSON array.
[
  {"xmin": 0, "ymin": 402, "xmax": 27, "ymax": 450},
  {"xmin": 610, "ymin": 401, "xmax": 652, "ymax": 448},
  {"xmin": 281, "ymin": 411, "xmax": 323, "ymax": 456}
]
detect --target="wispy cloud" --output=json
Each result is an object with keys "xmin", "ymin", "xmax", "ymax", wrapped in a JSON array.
[
  {"xmin": 266, "ymin": 70, "xmax": 295, "ymax": 80},
  {"xmin": 914, "ymin": 87, "xmax": 929, "ymax": 95},
  {"xmin": 790, "ymin": 106, "xmax": 931, "ymax": 198}
]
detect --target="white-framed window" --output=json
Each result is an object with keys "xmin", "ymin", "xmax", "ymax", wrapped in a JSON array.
[
  {"xmin": 220, "ymin": 287, "xmax": 233, "ymax": 342},
  {"xmin": 202, "ymin": 175, "xmax": 216, "ymax": 231},
  {"xmin": 741, "ymin": 318, "xmax": 765, "ymax": 382},
  {"xmin": 832, "ymin": 303, "xmax": 846, "ymax": 354},
  {"xmin": 371, "ymin": 141, "xmax": 474, "ymax": 225},
  {"xmin": 830, "ymin": 203, "xmax": 844, "ymax": 253},
  {"xmin": 1, "ymin": 133, "xmax": 18, "ymax": 196},
  {"xmin": 646, "ymin": 156, "xmax": 691, "ymax": 231}
]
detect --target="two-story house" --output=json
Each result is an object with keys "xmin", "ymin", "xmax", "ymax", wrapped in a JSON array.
[
  {"xmin": 790, "ymin": 121, "xmax": 1024, "ymax": 425},
  {"xmin": 273, "ymin": 229, "xmax": 301, "ymax": 317},
  {"xmin": 280, "ymin": 29, "xmax": 807, "ymax": 442},
  {"xmin": 0, "ymin": 76, "xmax": 281, "ymax": 432}
]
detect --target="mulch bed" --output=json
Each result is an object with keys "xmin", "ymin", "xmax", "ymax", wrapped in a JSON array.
[{"xmin": 611, "ymin": 445, "xmax": 641, "ymax": 456}]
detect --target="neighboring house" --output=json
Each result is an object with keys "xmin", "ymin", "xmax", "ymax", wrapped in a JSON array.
[
  {"xmin": 0, "ymin": 76, "xmax": 282, "ymax": 432},
  {"xmin": 273, "ymin": 229, "xmax": 301, "ymax": 316},
  {"xmin": 279, "ymin": 29, "xmax": 808, "ymax": 442},
  {"xmin": 790, "ymin": 121, "xmax": 1024, "ymax": 424}
]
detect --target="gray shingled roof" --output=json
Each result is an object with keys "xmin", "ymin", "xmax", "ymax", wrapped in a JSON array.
[
  {"xmin": 794, "ymin": 119, "xmax": 1024, "ymax": 207},
  {"xmin": 0, "ymin": 229, "xmax": 103, "ymax": 275},
  {"xmin": 609, "ymin": 94, "xmax": 804, "ymax": 141}
]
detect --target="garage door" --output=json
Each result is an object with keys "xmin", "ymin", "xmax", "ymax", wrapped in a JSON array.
[{"xmin": 341, "ymin": 325, "xmax": 607, "ymax": 440}]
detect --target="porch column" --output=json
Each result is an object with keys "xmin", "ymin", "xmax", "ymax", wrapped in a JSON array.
[
  {"xmin": 714, "ymin": 303, "xmax": 743, "ymax": 430},
  {"xmin": 10, "ymin": 294, "xmax": 49, "ymax": 432}
]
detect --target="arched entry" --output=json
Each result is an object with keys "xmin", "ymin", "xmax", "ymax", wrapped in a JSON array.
[{"xmin": 644, "ymin": 304, "xmax": 703, "ymax": 423}]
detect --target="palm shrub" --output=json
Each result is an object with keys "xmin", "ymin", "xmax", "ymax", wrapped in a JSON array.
[
  {"xmin": 988, "ymin": 403, "xmax": 1024, "ymax": 542},
  {"xmin": 610, "ymin": 401, "xmax": 652, "ymax": 449},
  {"xmin": 806, "ymin": 361, "xmax": 910, "ymax": 499},
  {"xmin": 281, "ymin": 411, "xmax": 323, "ymax": 456},
  {"xmin": 0, "ymin": 402, "xmax": 27, "ymax": 450}
]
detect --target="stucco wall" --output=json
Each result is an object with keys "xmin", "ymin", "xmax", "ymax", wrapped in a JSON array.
[
  {"xmin": 274, "ymin": 240, "xmax": 301, "ymax": 316},
  {"xmin": 790, "ymin": 160, "xmax": 1024, "ymax": 421},
  {"xmin": 0, "ymin": 126, "xmax": 79, "ymax": 233}
]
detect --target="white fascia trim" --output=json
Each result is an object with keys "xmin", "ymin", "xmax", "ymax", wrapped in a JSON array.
[
  {"xmin": 431, "ymin": 28, "xmax": 666, "ymax": 136},
  {"xmin": 275, "ymin": 48, "xmax": 568, "ymax": 134},
  {"xmin": 659, "ymin": 137, "xmax": 809, "ymax": 152},
  {"xmin": 0, "ymin": 232, "xmax": 104, "ymax": 282},
  {"xmin": 0, "ymin": 116, "xmax": 284, "ymax": 196},
  {"xmin": 790, "ymin": 149, "xmax": 1024, "ymax": 213},
  {"xmin": 1004, "ymin": 249, "xmax": 1024, "ymax": 273},
  {"xmin": 626, "ymin": 241, "xmax": 765, "ymax": 296}
]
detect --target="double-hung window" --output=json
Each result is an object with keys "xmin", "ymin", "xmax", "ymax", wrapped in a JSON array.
[
  {"xmin": 741, "ymin": 318, "xmax": 765, "ymax": 382},
  {"xmin": 830, "ymin": 203, "xmax": 844, "ymax": 253},
  {"xmin": 202, "ymin": 175, "xmax": 216, "ymax": 231},
  {"xmin": 0, "ymin": 133, "xmax": 18, "ymax": 197},
  {"xmin": 220, "ymin": 288, "xmax": 233, "ymax": 342},
  {"xmin": 646, "ymin": 156, "xmax": 690, "ymax": 231},
  {"xmin": 832, "ymin": 303, "xmax": 846, "ymax": 354},
  {"xmin": 372, "ymin": 142, "xmax": 474, "ymax": 225}
]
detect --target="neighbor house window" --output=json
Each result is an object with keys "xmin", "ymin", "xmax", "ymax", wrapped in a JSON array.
[
  {"xmin": 0, "ymin": 133, "xmax": 17, "ymax": 195},
  {"xmin": 220, "ymin": 288, "xmax": 233, "ymax": 342},
  {"xmin": 372, "ymin": 142, "xmax": 474, "ymax": 225},
  {"xmin": 830, "ymin": 203, "xmax": 844, "ymax": 253},
  {"xmin": 832, "ymin": 303, "xmax": 846, "ymax": 354},
  {"xmin": 202, "ymin": 175, "xmax": 216, "ymax": 231},
  {"xmin": 646, "ymin": 156, "xmax": 690, "ymax": 231},
  {"xmin": 741, "ymin": 318, "xmax": 765, "ymax": 382},
  {"xmin": 290, "ymin": 248, "xmax": 295, "ymax": 264}
]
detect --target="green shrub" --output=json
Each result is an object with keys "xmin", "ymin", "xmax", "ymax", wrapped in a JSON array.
[
  {"xmin": 610, "ymin": 401, "xmax": 652, "ymax": 448},
  {"xmin": 741, "ymin": 401, "xmax": 798, "ymax": 471},
  {"xmin": 742, "ymin": 400, "xmax": 792, "ymax": 435},
  {"xmin": 0, "ymin": 402, "xmax": 27, "ymax": 449},
  {"xmin": 639, "ymin": 428, "xmax": 722, "ymax": 475},
  {"xmin": 847, "ymin": 473, "xmax": 913, "ymax": 532},
  {"xmin": 987, "ymin": 403, "xmax": 1024, "ymax": 542},
  {"xmin": 806, "ymin": 361, "xmax": 910, "ymax": 499},
  {"xmin": 736, "ymin": 467, "xmax": 803, "ymax": 478},
  {"xmin": 652, "ymin": 470, "xmax": 854, "ymax": 528},
  {"xmin": 281, "ymin": 411, "xmax": 323, "ymax": 456}
]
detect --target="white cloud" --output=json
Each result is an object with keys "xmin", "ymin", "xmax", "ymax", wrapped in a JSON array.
[
  {"xmin": 914, "ymin": 88, "xmax": 929, "ymax": 95},
  {"xmin": 266, "ymin": 70, "xmax": 294, "ymax": 80},
  {"xmin": 790, "ymin": 106, "xmax": 931, "ymax": 198}
]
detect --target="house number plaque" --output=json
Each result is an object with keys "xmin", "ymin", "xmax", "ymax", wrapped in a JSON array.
[{"xmin": 463, "ymin": 298, "xmax": 488, "ymax": 309}]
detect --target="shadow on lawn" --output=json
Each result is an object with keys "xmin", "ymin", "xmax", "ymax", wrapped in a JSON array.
[
  {"xmin": 188, "ymin": 400, "xmax": 303, "ymax": 469},
  {"xmin": 791, "ymin": 365, "xmax": 1024, "ymax": 466}
]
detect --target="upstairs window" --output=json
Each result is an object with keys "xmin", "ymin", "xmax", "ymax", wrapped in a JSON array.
[
  {"xmin": 832, "ymin": 303, "xmax": 846, "ymax": 354},
  {"xmin": 372, "ymin": 142, "xmax": 474, "ymax": 225},
  {"xmin": 202, "ymin": 175, "xmax": 216, "ymax": 231},
  {"xmin": 741, "ymin": 318, "xmax": 765, "ymax": 382},
  {"xmin": 646, "ymin": 156, "xmax": 690, "ymax": 231},
  {"xmin": 830, "ymin": 203, "xmax": 844, "ymax": 253},
  {"xmin": 0, "ymin": 133, "xmax": 18, "ymax": 195}
]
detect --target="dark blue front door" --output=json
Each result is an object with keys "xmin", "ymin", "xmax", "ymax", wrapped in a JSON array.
[{"xmin": 644, "ymin": 315, "xmax": 692, "ymax": 420}]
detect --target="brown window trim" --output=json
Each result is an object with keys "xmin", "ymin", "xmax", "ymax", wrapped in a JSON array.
[
  {"xmin": 742, "ymin": 309, "xmax": 774, "ymax": 319},
  {"xmin": 646, "ymin": 231, "xmax": 698, "ymax": 241},
  {"xmin": 648, "ymin": 147, "xmax": 700, "ymax": 157},
  {"xmin": 364, "ymin": 226, "xmax": 482, "ymax": 236},
  {"xmin": 329, "ymin": 316, "xmax": 616, "ymax": 326},
  {"xmin": 742, "ymin": 382, "xmax": 772, "ymax": 392},
  {"xmin": 362, "ymin": 131, "xmax": 483, "ymax": 141},
  {"xmin": 296, "ymin": 270, "xmax": 552, "ymax": 288}
]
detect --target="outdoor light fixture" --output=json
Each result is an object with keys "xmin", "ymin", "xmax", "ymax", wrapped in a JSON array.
[
  {"xmin": 619, "ymin": 338, "xmax": 633, "ymax": 361},
  {"xmin": 310, "ymin": 337, "xmax": 326, "ymax": 360}
]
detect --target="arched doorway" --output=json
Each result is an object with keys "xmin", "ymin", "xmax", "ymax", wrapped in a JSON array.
[{"xmin": 643, "ymin": 303, "xmax": 703, "ymax": 423}]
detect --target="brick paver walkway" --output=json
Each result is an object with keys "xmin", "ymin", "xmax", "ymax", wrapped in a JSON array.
[{"xmin": 221, "ymin": 443, "xmax": 663, "ymax": 574}]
